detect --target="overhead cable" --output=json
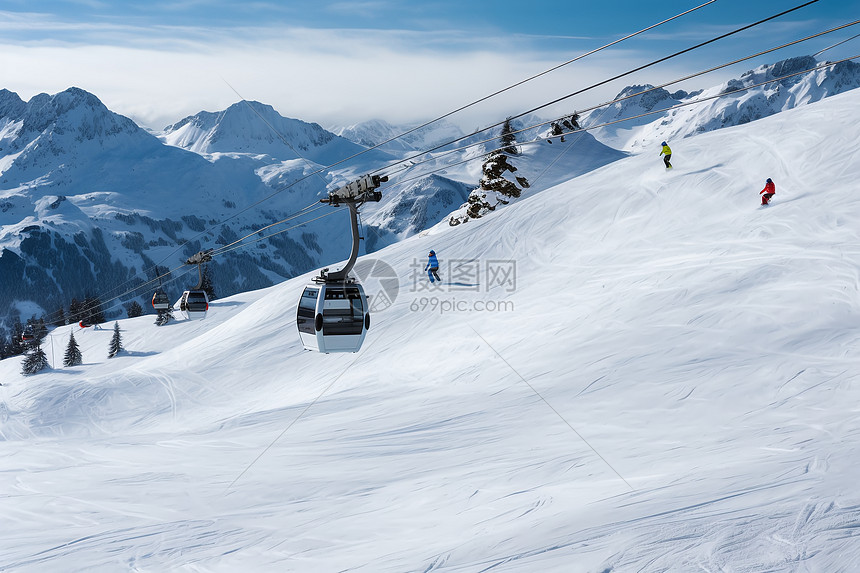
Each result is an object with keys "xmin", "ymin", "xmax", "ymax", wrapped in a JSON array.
[
  {"xmin": 813, "ymin": 31, "xmax": 860, "ymax": 56},
  {"xmin": 388, "ymin": 54, "xmax": 860, "ymax": 188},
  {"xmin": 383, "ymin": 19, "xmax": 860, "ymax": 178},
  {"xmin": 373, "ymin": 0, "xmax": 823, "ymax": 179}
]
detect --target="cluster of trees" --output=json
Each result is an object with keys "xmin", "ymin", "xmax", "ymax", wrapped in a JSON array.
[
  {"xmin": 1, "ymin": 260, "xmax": 217, "ymax": 376},
  {"xmin": 68, "ymin": 295, "xmax": 107, "ymax": 326},
  {"xmin": 6, "ymin": 262, "xmax": 218, "ymax": 376},
  {"xmin": 1, "ymin": 287, "xmax": 139, "ymax": 375},
  {"xmin": 0, "ymin": 295, "xmax": 105, "ymax": 361},
  {"xmin": 3, "ymin": 260, "xmax": 212, "ymax": 351},
  {"xmin": 0, "ymin": 316, "xmax": 48, "ymax": 361},
  {"xmin": 19, "ymin": 322, "xmax": 124, "ymax": 375}
]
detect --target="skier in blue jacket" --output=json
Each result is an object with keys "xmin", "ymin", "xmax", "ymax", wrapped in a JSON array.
[{"xmin": 425, "ymin": 250, "xmax": 441, "ymax": 283}]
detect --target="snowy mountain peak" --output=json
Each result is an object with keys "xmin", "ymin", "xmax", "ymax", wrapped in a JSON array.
[
  {"xmin": 166, "ymin": 100, "xmax": 285, "ymax": 136},
  {"xmin": 161, "ymin": 100, "xmax": 369, "ymax": 164},
  {"xmin": 0, "ymin": 89, "xmax": 26, "ymax": 119},
  {"xmin": 0, "ymin": 87, "xmax": 152, "ymax": 185},
  {"xmin": 13, "ymin": 87, "xmax": 140, "ymax": 142},
  {"xmin": 613, "ymin": 84, "xmax": 676, "ymax": 111}
]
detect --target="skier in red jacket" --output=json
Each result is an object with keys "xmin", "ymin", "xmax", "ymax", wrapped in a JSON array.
[{"xmin": 760, "ymin": 178, "xmax": 775, "ymax": 205}]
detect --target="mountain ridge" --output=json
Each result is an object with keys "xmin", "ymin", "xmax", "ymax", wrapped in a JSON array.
[
  {"xmin": 583, "ymin": 55, "xmax": 860, "ymax": 150},
  {"xmin": 2, "ymin": 53, "xmax": 859, "ymax": 336}
]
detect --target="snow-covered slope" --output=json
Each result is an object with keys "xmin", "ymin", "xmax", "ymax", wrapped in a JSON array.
[
  {"xmin": 586, "ymin": 55, "xmax": 860, "ymax": 150},
  {"xmin": 2, "ymin": 87, "xmax": 858, "ymax": 571}
]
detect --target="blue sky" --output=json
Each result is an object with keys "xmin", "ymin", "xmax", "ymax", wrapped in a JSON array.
[{"xmin": 1, "ymin": 0, "xmax": 858, "ymax": 130}]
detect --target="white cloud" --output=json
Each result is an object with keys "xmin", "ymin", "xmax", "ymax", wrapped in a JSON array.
[
  {"xmin": 0, "ymin": 23, "xmax": 641, "ymax": 131},
  {"xmin": 3, "ymin": 12, "xmax": 776, "ymax": 134}
]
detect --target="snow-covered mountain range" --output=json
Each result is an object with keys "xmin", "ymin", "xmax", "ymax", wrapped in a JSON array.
[
  {"xmin": 331, "ymin": 117, "xmax": 466, "ymax": 154},
  {"xmin": 0, "ymin": 90, "xmax": 623, "ymax": 332},
  {"xmin": 584, "ymin": 56, "xmax": 860, "ymax": 150},
  {"xmin": 0, "ymin": 87, "xmax": 291, "ymax": 323},
  {"xmin": 1, "ymin": 84, "xmax": 859, "ymax": 572},
  {"xmin": 0, "ymin": 89, "xmax": 463, "ymax": 329},
  {"xmin": 1, "ymin": 54, "xmax": 858, "ymax": 338}
]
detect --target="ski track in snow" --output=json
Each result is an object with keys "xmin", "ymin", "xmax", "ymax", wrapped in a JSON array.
[{"xmin": 1, "ymin": 90, "xmax": 860, "ymax": 571}]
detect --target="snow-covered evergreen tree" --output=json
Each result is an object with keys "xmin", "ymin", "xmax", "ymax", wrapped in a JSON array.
[
  {"xmin": 107, "ymin": 322, "xmax": 123, "ymax": 358},
  {"xmin": 35, "ymin": 318, "xmax": 48, "ymax": 340},
  {"xmin": 499, "ymin": 118, "xmax": 518, "ymax": 155},
  {"xmin": 201, "ymin": 265, "xmax": 217, "ymax": 301},
  {"xmin": 8, "ymin": 319, "xmax": 25, "ymax": 357},
  {"xmin": 63, "ymin": 331, "xmax": 83, "ymax": 367},
  {"xmin": 84, "ymin": 295, "xmax": 106, "ymax": 325},
  {"xmin": 52, "ymin": 305, "xmax": 67, "ymax": 327},
  {"xmin": 21, "ymin": 340, "xmax": 50, "ymax": 375},
  {"xmin": 68, "ymin": 298, "xmax": 84, "ymax": 324},
  {"xmin": 127, "ymin": 301, "xmax": 143, "ymax": 318}
]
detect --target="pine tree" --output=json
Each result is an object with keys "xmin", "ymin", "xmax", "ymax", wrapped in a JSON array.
[
  {"xmin": 36, "ymin": 318, "xmax": 48, "ymax": 340},
  {"xmin": 107, "ymin": 322, "xmax": 123, "ymax": 358},
  {"xmin": 127, "ymin": 301, "xmax": 143, "ymax": 318},
  {"xmin": 8, "ymin": 319, "xmax": 25, "ymax": 357},
  {"xmin": 201, "ymin": 264, "xmax": 217, "ymax": 301},
  {"xmin": 84, "ymin": 295, "xmax": 106, "ymax": 325},
  {"xmin": 68, "ymin": 298, "xmax": 82, "ymax": 323},
  {"xmin": 499, "ymin": 118, "xmax": 518, "ymax": 154},
  {"xmin": 21, "ymin": 340, "xmax": 50, "ymax": 375},
  {"xmin": 63, "ymin": 331, "xmax": 83, "ymax": 367},
  {"xmin": 52, "ymin": 305, "xmax": 67, "ymax": 327}
]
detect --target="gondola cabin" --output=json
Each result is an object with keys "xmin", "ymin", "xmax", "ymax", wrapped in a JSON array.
[
  {"xmin": 179, "ymin": 289, "xmax": 209, "ymax": 320},
  {"xmin": 297, "ymin": 282, "xmax": 369, "ymax": 353},
  {"xmin": 21, "ymin": 326, "xmax": 35, "ymax": 342},
  {"xmin": 152, "ymin": 289, "xmax": 170, "ymax": 311}
]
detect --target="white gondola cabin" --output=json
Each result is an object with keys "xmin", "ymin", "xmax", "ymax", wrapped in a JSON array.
[
  {"xmin": 296, "ymin": 174, "xmax": 386, "ymax": 354},
  {"xmin": 297, "ymin": 281, "xmax": 369, "ymax": 353},
  {"xmin": 178, "ymin": 250, "xmax": 213, "ymax": 321},
  {"xmin": 179, "ymin": 289, "xmax": 209, "ymax": 320}
]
